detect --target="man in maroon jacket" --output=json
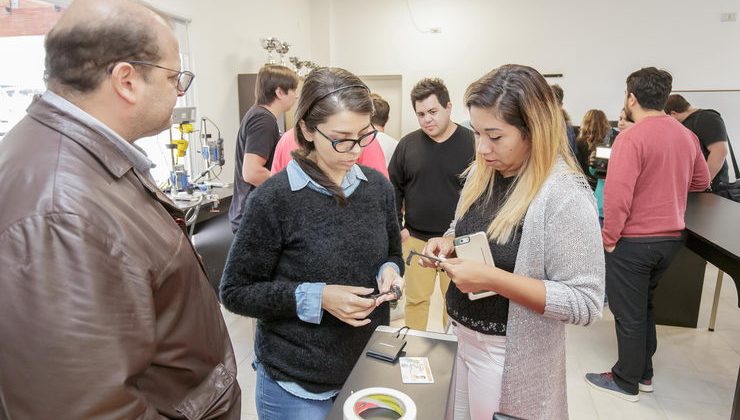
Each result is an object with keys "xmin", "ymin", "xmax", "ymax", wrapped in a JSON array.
[
  {"xmin": 0, "ymin": 0, "xmax": 240, "ymax": 418},
  {"xmin": 586, "ymin": 67, "xmax": 710, "ymax": 402}
]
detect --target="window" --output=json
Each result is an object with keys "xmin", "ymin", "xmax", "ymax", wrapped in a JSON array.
[
  {"xmin": 135, "ymin": 19, "xmax": 199, "ymax": 186},
  {"xmin": 0, "ymin": 2, "xmax": 199, "ymax": 186},
  {"xmin": 0, "ymin": 1, "xmax": 55, "ymax": 139}
]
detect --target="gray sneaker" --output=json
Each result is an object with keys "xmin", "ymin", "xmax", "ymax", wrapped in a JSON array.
[{"xmin": 585, "ymin": 372, "xmax": 640, "ymax": 402}]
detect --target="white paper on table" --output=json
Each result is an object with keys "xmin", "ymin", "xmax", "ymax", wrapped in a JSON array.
[{"xmin": 399, "ymin": 357, "xmax": 434, "ymax": 384}]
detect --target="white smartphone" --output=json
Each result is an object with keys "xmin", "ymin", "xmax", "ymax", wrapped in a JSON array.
[{"xmin": 453, "ymin": 232, "xmax": 497, "ymax": 300}]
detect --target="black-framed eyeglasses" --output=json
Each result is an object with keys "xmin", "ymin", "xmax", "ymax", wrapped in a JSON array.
[
  {"xmin": 125, "ymin": 60, "xmax": 195, "ymax": 93},
  {"xmin": 315, "ymin": 125, "xmax": 378, "ymax": 153}
]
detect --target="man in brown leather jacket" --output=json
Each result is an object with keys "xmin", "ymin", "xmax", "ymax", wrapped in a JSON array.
[{"xmin": 0, "ymin": 1, "xmax": 241, "ymax": 418}]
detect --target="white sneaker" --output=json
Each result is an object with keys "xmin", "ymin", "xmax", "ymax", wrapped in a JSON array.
[{"xmin": 639, "ymin": 379, "xmax": 654, "ymax": 392}]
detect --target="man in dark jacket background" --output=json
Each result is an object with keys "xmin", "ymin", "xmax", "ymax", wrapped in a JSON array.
[{"xmin": 0, "ymin": 0, "xmax": 240, "ymax": 418}]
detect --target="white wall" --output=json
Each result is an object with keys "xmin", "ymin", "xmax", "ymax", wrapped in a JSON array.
[
  {"xmin": 328, "ymin": 0, "xmax": 740, "ymax": 139},
  {"xmin": 145, "ymin": 0, "xmax": 740, "ymax": 182},
  {"xmin": 149, "ymin": 0, "xmax": 319, "ymax": 183}
]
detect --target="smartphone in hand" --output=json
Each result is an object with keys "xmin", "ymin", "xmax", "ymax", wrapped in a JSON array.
[{"xmin": 453, "ymin": 232, "xmax": 497, "ymax": 300}]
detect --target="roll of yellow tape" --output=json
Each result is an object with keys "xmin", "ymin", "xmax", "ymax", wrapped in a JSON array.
[{"xmin": 342, "ymin": 387, "xmax": 417, "ymax": 420}]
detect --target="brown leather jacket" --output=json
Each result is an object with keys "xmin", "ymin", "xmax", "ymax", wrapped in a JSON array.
[{"xmin": 0, "ymin": 98, "xmax": 241, "ymax": 419}]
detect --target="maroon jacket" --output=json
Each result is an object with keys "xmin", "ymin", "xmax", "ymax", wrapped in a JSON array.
[{"xmin": 0, "ymin": 98, "xmax": 241, "ymax": 419}]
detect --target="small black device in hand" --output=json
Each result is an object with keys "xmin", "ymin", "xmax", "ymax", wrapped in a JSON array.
[
  {"xmin": 493, "ymin": 413, "xmax": 527, "ymax": 420},
  {"xmin": 593, "ymin": 128, "xmax": 618, "ymax": 179},
  {"xmin": 368, "ymin": 285, "xmax": 402, "ymax": 301},
  {"xmin": 406, "ymin": 249, "xmax": 445, "ymax": 266}
]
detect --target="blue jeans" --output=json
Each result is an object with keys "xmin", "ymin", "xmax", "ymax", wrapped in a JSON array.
[{"xmin": 254, "ymin": 361, "xmax": 333, "ymax": 420}]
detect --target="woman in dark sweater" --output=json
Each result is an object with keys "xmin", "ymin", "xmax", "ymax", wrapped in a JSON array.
[{"xmin": 220, "ymin": 68, "xmax": 405, "ymax": 419}]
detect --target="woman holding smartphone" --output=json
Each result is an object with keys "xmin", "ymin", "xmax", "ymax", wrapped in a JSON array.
[
  {"xmin": 576, "ymin": 109, "xmax": 611, "ymax": 190},
  {"xmin": 220, "ymin": 67, "xmax": 404, "ymax": 419},
  {"xmin": 422, "ymin": 64, "xmax": 605, "ymax": 420}
]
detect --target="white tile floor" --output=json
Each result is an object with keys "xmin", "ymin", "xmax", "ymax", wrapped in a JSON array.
[{"xmin": 222, "ymin": 266, "xmax": 739, "ymax": 419}]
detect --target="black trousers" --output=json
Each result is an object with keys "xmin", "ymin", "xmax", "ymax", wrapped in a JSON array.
[{"xmin": 606, "ymin": 237, "xmax": 682, "ymax": 394}]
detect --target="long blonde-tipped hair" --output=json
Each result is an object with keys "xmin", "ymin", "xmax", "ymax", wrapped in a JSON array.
[{"xmin": 459, "ymin": 64, "xmax": 580, "ymax": 244}]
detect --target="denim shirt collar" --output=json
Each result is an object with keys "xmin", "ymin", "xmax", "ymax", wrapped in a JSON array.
[{"xmin": 286, "ymin": 159, "xmax": 367, "ymax": 197}]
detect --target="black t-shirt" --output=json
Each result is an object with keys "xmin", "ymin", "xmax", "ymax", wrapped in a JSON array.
[
  {"xmin": 446, "ymin": 172, "xmax": 521, "ymax": 335},
  {"xmin": 228, "ymin": 105, "xmax": 279, "ymax": 232},
  {"xmin": 388, "ymin": 125, "xmax": 475, "ymax": 240},
  {"xmin": 682, "ymin": 109, "xmax": 730, "ymax": 187}
]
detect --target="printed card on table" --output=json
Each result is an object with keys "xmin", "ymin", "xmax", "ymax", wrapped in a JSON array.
[{"xmin": 399, "ymin": 357, "xmax": 434, "ymax": 384}]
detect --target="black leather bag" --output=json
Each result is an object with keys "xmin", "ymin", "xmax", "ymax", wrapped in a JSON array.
[
  {"xmin": 714, "ymin": 181, "xmax": 740, "ymax": 203},
  {"xmin": 713, "ymin": 126, "xmax": 740, "ymax": 203},
  {"xmin": 712, "ymin": 130, "xmax": 740, "ymax": 203}
]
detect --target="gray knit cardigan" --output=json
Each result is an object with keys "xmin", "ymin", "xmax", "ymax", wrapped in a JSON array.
[{"xmin": 454, "ymin": 159, "xmax": 605, "ymax": 419}]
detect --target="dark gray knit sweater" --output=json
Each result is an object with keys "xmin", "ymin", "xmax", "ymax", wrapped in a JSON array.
[
  {"xmin": 220, "ymin": 167, "xmax": 403, "ymax": 393},
  {"xmin": 447, "ymin": 172, "xmax": 522, "ymax": 335}
]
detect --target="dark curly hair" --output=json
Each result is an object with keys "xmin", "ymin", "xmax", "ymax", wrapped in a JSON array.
[{"xmin": 626, "ymin": 67, "xmax": 673, "ymax": 111}]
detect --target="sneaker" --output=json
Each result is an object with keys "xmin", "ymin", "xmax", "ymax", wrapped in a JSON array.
[
  {"xmin": 585, "ymin": 372, "xmax": 640, "ymax": 402},
  {"xmin": 639, "ymin": 378, "xmax": 653, "ymax": 393}
]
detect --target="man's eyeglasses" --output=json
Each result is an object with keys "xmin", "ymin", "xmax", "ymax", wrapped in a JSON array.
[
  {"xmin": 315, "ymin": 126, "xmax": 378, "ymax": 153},
  {"xmin": 124, "ymin": 60, "xmax": 195, "ymax": 93}
]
